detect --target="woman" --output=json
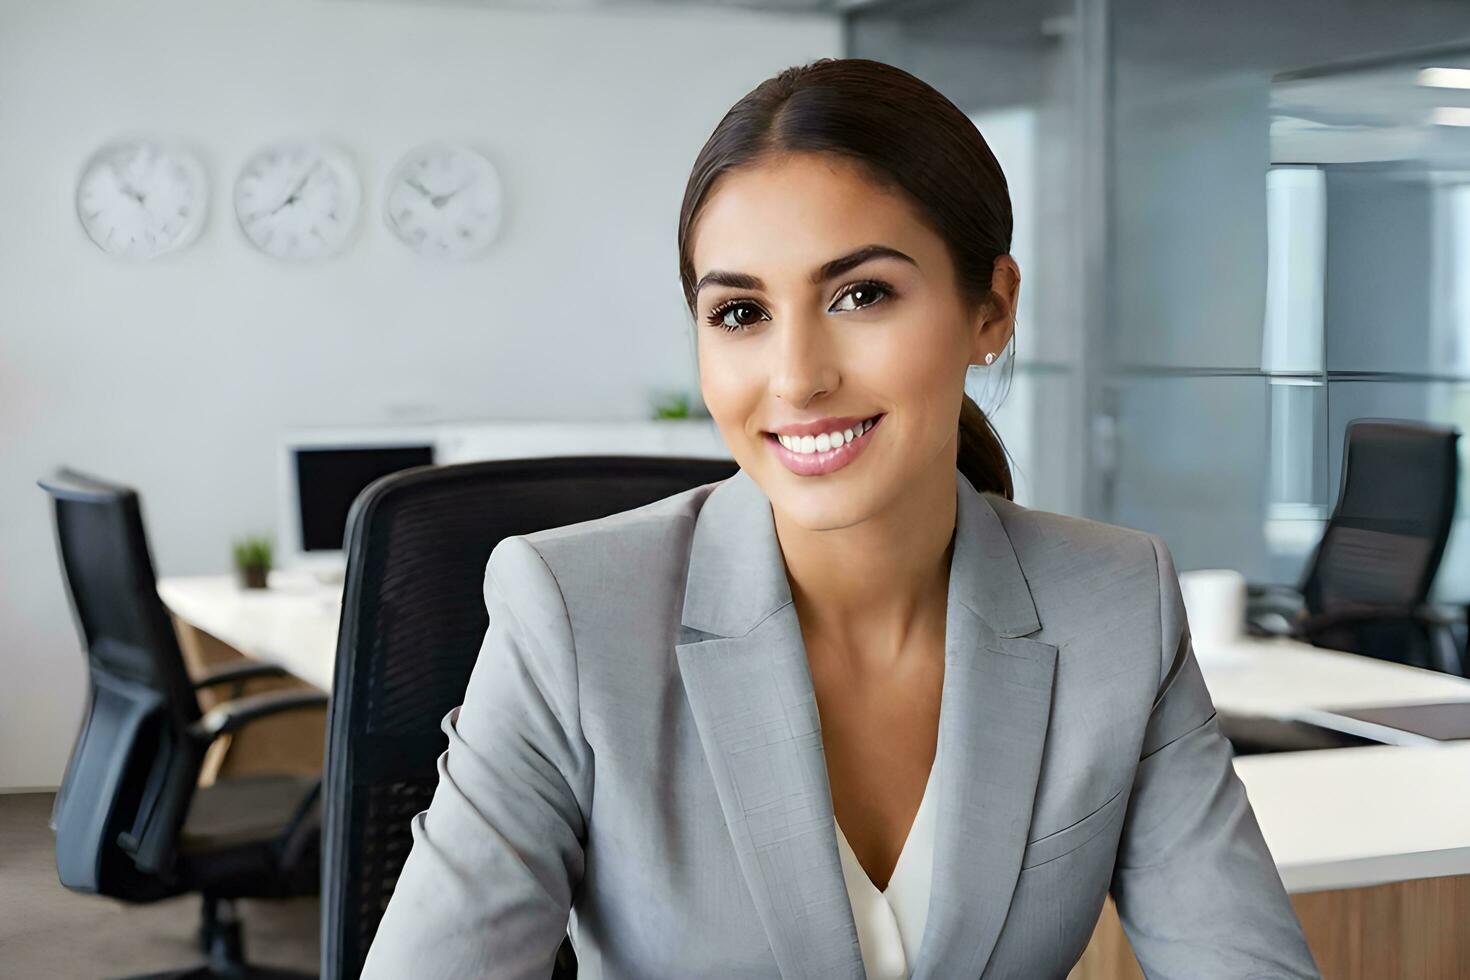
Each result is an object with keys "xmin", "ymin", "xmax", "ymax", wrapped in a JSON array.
[{"xmin": 364, "ymin": 58, "xmax": 1321, "ymax": 979}]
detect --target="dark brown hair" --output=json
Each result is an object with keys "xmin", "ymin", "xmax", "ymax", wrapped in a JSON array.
[{"xmin": 676, "ymin": 57, "xmax": 1016, "ymax": 499}]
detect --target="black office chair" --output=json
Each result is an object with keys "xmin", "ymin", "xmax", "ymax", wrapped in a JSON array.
[
  {"xmin": 320, "ymin": 454, "xmax": 739, "ymax": 980},
  {"xmin": 38, "ymin": 466, "xmax": 329, "ymax": 979},
  {"xmin": 1247, "ymin": 418, "xmax": 1466, "ymax": 675}
]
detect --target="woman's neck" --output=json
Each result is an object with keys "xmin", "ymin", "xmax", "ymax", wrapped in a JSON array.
[{"xmin": 775, "ymin": 459, "xmax": 957, "ymax": 672}]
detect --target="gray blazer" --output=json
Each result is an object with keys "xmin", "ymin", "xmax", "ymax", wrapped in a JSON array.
[{"xmin": 362, "ymin": 467, "xmax": 1321, "ymax": 979}]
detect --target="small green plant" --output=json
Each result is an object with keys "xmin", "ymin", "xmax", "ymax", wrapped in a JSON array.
[
  {"xmin": 233, "ymin": 534, "xmax": 273, "ymax": 569},
  {"xmin": 653, "ymin": 391, "xmax": 691, "ymax": 419},
  {"xmin": 232, "ymin": 533, "xmax": 273, "ymax": 589}
]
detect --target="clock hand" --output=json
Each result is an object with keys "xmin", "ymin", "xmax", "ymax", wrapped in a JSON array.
[
  {"xmin": 116, "ymin": 174, "xmax": 147, "ymax": 206},
  {"xmin": 405, "ymin": 177, "xmax": 434, "ymax": 199},
  {"xmin": 431, "ymin": 177, "xmax": 477, "ymax": 209},
  {"xmin": 273, "ymin": 162, "xmax": 321, "ymax": 214}
]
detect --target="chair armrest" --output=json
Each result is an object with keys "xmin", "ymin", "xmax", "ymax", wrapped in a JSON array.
[
  {"xmin": 1244, "ymin": 582, "xmax": 1307, "ymax": 637},
  {"xmin": 276, "ymin": 779, "xmax": 323, "ymax": 870},
  {"xmin": 1406, "ymin": 603, "xmax": 1467, "ymax": 628},
  {"xmin": 1298, "ymin": 602, "xmax": 1439, "ymax": 633},
  {"xmin": 188, "ymin": 689, "xmax": 329, "ymax": 741},
  {"xmin": 1298, "ymin": 603, "xmax": 1468, "ymax": 675},
  {"xmin": 1245, "ymin": 581, "xmax": 1302, "ymax": 599},
  {"xmin": 190, "ymin": 661, "xmax": 290, "ymax": 690},
  {"xmin": 1245, "ymin": 612, "xmax": 1300, "ymax": 638},
  {"xmin": 1245, "ymin": 582, "xmax": 1304, "ymax": 608}
]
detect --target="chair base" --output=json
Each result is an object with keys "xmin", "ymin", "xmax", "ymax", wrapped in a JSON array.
[
  {"xmin": 108, "ymin": 895, "xmax": 315, "ymax": 980},
  {"xmin": 120, "ymin": 966, "xmax": 313, "ymax": 980}
]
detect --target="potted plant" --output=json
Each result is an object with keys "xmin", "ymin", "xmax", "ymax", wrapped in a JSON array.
[
  {"xmin": 232, "ymin": 533, "xmax": 273, "ymax": 590},
  {"xmin": 652, "ymin": 389, "xmax": 712, "ymax": 420},
  {"xmin": 653, "ymin": 391, "xmax": 692, "ymax": 419}
]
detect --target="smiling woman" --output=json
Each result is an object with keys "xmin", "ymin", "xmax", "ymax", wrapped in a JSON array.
[
  {"xmin": 362, "ymin": 57, "xmax": 1321, "ymax": 980},
  {"xmin": 673, "ymin": 58, "xmax": 1035, "ymax": 979},
  {"xmin": 666, "ymin": 57, "xmax": 1316, "ymax": 980}
]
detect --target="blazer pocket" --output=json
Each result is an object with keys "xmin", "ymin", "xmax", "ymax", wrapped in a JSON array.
[{"xmin": 1019, "ymin": 785, "xmax": 1128, "ymax": 870}]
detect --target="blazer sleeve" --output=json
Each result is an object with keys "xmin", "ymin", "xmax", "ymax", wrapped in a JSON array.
[
  {"xmin": 1108, "ymin": 533, "xmax": 1322, "ymax": 979},
  {"xmin": 361, "ymin": 534, "xmax": 593, "ymax": 980}
]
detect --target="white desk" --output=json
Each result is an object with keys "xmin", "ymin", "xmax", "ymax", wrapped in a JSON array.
[
  {"xmin": 155, "ymin": 580, "xmax": 1470, "ymax": 717},
  {"xmin": 1192, "ymin": 635, "xmax": 1470, "ymax": 891},
  {"xmin": 157, "ymin": 577, "xmax": 1470, "ymax": 894},
  {"xmin": 158, "ymin": 569, "xmax": 341, "ymax": 691},
  {"xmin": 1194, "ymin": 632, "xmax": 1470, "ymax": 717},
  {"xmin": 1232, "ymin": 741, "xmax": 1470, "ymax": 892},
  {"xmin": 1081, "ymin": 742, "xmax": 1470, "ymax": 977}
]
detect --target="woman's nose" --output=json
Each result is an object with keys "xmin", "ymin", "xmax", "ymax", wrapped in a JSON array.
[{"xmin": 768, "ymin": 315, "xmax": 840, "ymax": 405}]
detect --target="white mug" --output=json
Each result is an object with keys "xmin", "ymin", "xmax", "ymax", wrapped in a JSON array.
[{"xmin": 1177, "ymin": 568, "xmax": 1247, "ymax": 646}]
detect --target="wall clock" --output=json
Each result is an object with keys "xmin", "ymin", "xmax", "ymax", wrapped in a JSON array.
[
  {"xmin": 383, "ymin": 141, "xmax": 502, "ymax": 259},
  {"xmin": 234, "ymin": 141, "xmax": 360, "ymax": 261},
  {"xmin": 76, "ymin": 140, "xmax": 208, "ymax": 259}
]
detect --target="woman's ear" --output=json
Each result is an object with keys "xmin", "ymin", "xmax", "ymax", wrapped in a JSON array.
[{"xmin": 970, "ymin": 255, "xmax": 1021, "ymax": 367}]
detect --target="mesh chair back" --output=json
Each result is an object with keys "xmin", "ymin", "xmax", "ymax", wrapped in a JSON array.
[
  {"xmin": 321, "ymin": 454, "xmax": 738, "ymax": 979},
  {"xmin": 37, "ymin": 468, "xmax": 205, "ymax": 897},
  {"xmin": 1298, "ymin": 419, "xmax": 1460, "ymax": 666},
  {"xmin": 1301, "ymin": 418, "xmax": 1459, "ymax": 611}
]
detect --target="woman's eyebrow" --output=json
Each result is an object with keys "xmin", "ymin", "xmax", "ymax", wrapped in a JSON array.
[{"xmin": 694, "ymin": 244, "xmax": 917, "ymax": 298}]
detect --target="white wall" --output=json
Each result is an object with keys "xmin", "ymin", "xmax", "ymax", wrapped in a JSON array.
[{"xmin": 0, "ymin": 0, "xmax": 841, "ymax": 791}]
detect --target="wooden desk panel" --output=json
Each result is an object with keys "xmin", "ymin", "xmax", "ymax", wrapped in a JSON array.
[
  {"xmin": 171, "ymin": 613, "xmax": 326, "ymax": 784},
  {"xmin": 1291, "ymin": 873, "xmax": 1470, "ymax": 979},
  {"xmin": 1069, "ymin": 875, "xmax": 1470, "ymax": 980}
]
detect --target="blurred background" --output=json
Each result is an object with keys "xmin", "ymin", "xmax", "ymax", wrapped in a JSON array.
[{"xmin": 7, "ymin": 1, "xmax": 1470, "ymax": 978}]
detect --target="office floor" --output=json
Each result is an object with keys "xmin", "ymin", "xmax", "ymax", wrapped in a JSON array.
[{"xmin": 0, "ymin": 793, "xmax": 318, "ymax": 978}]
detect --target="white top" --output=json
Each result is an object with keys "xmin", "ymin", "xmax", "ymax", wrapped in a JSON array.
[{"xmin": 833, "ymin": 740, "xmax": 941, "ymax": 980}]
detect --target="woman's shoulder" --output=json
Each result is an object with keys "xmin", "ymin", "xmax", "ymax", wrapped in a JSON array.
[
  {"xmin": 980, "ymin": 495, "xmax": 1178, "ymax": 686},
  {"xmin": 521, "ymin": 476, "xmax": 719, "ymax": 551},
  {"xmin": 984, "ymin": 491, "xmax": 1156, "ymax": 552},
  {"xmin": 489, "ymin": 475, "xmax": 724, "ymax": 600},
  {"xmin": 980, "ymin": 491, "xmax": 1162, "ymax": 593}
]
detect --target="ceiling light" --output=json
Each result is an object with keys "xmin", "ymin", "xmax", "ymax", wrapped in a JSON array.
[
  {"xmin": 1418, "ymin": 67, "xmax": 1470, "ymax": 89},
  {"xmin": 1431, "ymin": 106, "xmax": 1470, "ymax": 126}
]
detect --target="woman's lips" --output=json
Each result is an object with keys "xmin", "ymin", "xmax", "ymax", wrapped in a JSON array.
[{"xmin": 765, "ymin": 414, "xmax": 885, "ymax": 476}]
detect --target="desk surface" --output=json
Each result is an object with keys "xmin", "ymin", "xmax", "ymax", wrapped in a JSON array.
[
  {"xmin": 1194, "ymin": 633, "xmax": 1470, "ymax": 715},
  {"xmin": 157, "ymin": 573, "xmax": 1470, "ymax": 893},
  {"xmin": 159, "ymin": 570, "xmax": 340, "ymax": 691},
  {"xmin": 1233, "ymin": 742, "xmax": 1470, "ymax": 892}
]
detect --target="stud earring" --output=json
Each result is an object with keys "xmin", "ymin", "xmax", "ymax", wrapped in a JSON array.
[{"xmin": 984, "ymin": 351, "xmax": 995, "ymax": 365}]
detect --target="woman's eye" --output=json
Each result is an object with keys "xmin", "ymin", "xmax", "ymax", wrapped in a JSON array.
[
  {"xmin": 704, "ymin": 279, "xmax": 893, "ymax": 333},
  {"xmin": 830, "ymin": 280, "xmax": 891, "ymax": 313},
  {"xmin": 706, "ymin": 301, "xmax": 766, "ymax": 333}
]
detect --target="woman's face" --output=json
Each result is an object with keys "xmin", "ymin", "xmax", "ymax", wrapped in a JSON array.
[{"xmin": 689, "ymin": 151, "xmax": 1016, "ymax": 531}]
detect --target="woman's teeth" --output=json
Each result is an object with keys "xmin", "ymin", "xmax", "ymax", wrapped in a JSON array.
[{"xmin": 775, "ymin": 416, "xmax": 878, "ymax": 455}]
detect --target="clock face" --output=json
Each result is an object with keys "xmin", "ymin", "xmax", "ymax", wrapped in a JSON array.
[
  {"xmin": 76, "ymin": 141, "xmax": 208, "ymax": 259},
  {"xmin": 234, "ymin": 141, "xmax": 360, "ymax": 261},
  {"xmin": 384, "ymin": 142, "xmax": 502, "ymax": 259}
]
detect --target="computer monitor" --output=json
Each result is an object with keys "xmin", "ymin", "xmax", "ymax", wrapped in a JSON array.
[{"xmin": 278, "ymin": 428, "xmax": 437, "ymax": 575}]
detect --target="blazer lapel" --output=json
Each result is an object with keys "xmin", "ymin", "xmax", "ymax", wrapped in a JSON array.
[
  {"xmin": 908, "ymin": 481, "xmax": 1057, "ymax": 980},
  {"xmin": 675, "ymin": 467, "xmax": 863, "ymax": 979},
  {"xmin": 675, "ymin": 467, "xmax": 1057, "ymax": 980}
]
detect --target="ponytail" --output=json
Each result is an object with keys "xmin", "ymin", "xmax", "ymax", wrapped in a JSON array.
[{"xmin": 958, "ymin": 392, "xmax": 1012, "ymax": 500}]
